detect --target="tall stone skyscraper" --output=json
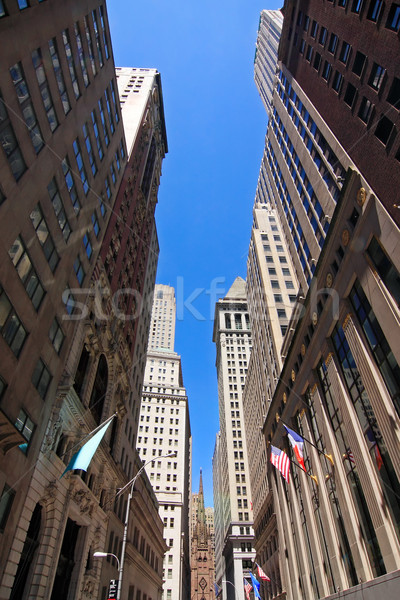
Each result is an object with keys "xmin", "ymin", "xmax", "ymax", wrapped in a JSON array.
[
  {"xmin": 254, "ymin": 10, "xmax": 284, "ymax": 114},
  {"xmin": 212, "ymin": 277, "xmax": 255, "ymax": 600},
  {"xmin": 139, "ymin": 284, "xmax": 192, "ymax": 600},
  {"xmin": 244, "ymin": 4, "xmax": 400, "ymax": 600},
  {"xmin": 190, "ymin": 470, "xmax": 215, "ymax": 600}
]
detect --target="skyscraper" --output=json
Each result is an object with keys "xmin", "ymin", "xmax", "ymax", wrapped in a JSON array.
[
  {"xmin": 254, "ymin": 10, "xmax": 284, "ymax": 114},
  {"xmin": 139, "ymin": 284, "xmax": 192, "ymax": 600},
  {"xmin": 212, "ymin": 277, "xmax": 256, "ymax": 600}
]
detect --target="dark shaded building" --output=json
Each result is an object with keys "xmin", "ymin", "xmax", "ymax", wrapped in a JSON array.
[
  {"xmin": 191, "ymin": 470, "xmax": 215, "ymax": 600},
  {"xmin": 279, "ymin": 0, "xmax": 400, "ymax": 227}
]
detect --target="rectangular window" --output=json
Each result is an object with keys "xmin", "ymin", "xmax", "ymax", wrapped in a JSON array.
[
  {"xmin": 374, "ymin": 115, "xmax": 394, "ymax": 145},
  {"xmin": 84, "ymin": 15, "xmax": 97, "ymax": 76},
  {"xmin": 91, "ymin": 109, "xmax": 104, "ymax": 160},
  {"xmin": 83, "ymin": 232, "xmax": 93, "ymax": 259},
  {"xmin": 49, "ymin": 318, "xmax": 64, "ymax": 353},
  {"xmin": 92, "ymin": 9, "xmax": 104, "ymax": 68},
  {"xmin": 271, "ymin": 280, "xmax": 280, "ymax": 289},
  {"xmin": 18, "ymin": 0, "xmax": 28, "ymax": 8},
  {"xmin": 306, "ymin": 44, "xmax": 313, "ymax": 62},
  {"xmin": 48, "ymin": 38, "xmax": 70, "ymax": 114},
  {"xmin": 74, "ymin": 22, "xmax": 89, "ymax": 87},
  {"xmin": 310, "ymin": 20, "xmax": 318, "ymax": 38},
  {"xmin": 332, "ymin": 70, "xmax": 344, "ymax": 93},
  {"xmin": 104, "ymin": 88, "xmax": 115, "ymax": 134},
  {"xmin": 74, "ymin": 256, "xmax": 85, "ymax": 286},
  {"xmin": 352, "ymin": 51, "xmax": 367, "ymax": 76},
  {"xmin": 351, "ymin": 0, "xmax": 364, "ymax": 13},
  {"xmin": 322, "ymin": 60, "xmax": 332, "ymax": 82},
  {"xmin": 358, "ymin": 96, "xmax": 374, "ymax": 123},
  {"xmin": 339, "ymin": 41, "xmax": 351, "ymax": 64},
  {"xmin": 99, "ymin": 5, "xmax": 110, "ymax": 60},
  {"xmin": 31, "ymin": 358, "xmax": 51, "ymax": 399},
  {"xmin": 344, "ymin": 82, "xmax": 357, "ymax": 107},
  {"xmin": 98, "ymin": 98, "xmax": 109, "ymax": 146},
  {"xmin": 0, "ymin": 484, "xmax": 15, "ymax": 532},
  {"xmin": 367, "ymin": 237, "xmax": 400, "ymax": 305},
  {"xmin": 30, "ymin": 205, "xmax": 59, "ymax": 271},
  {"xmin": 110, "ymin": 161, "xmax": 116, "ymax": 185},
  {"xmin": 313, "ymin": 52, "xmax": 321, "ymax": 71},
  {"xmin": 83, "ymin": 123, "xmax": 97, "ymax": 176},
  {"xmin": 63, "ymin": 288, "xmax": 75, "ymax": 315},
  {"xmin": 303, "ymin": 15, "xmax": 310, "ymax": 31},
  {"xmin": 0, "ymin": 285, "xmax": 27, "ymax": 357},
  {"xmin": 62, "ymin": 156, "xmax": 82, "ymax": 210},
  {"xmin": 386, "ymin": 3, "xmax": 400, "ymax": 31},
  {"xmin": 91, "ymin": 212, "xmax": 100, "ymax": 237},
  {"xmin": 62, "ymin": 29, "xmax": 80, "ymax": 99},
  {"xmin": 277, "ymin": 308, "xmax": 286, "ymax": 318},
  {"xmin": 73, "ymin": 138, "xmax": 89, "ymax": 194},
  {"xmin": 387, "ymin": 77, "xmax": 400, "ymax": 108},
  {"xmin": 8, "ymin": 236, "xmax": 45, "ymax": 310},
  {"xmin": 10, "ymin": 62, "xmax": 43, "ymax": 153},
  {"xmin": 286, "ymin": 280, "xmax": 295, "ymax": 289},
  {"xmin": 367, "ymin": 0, "xmax": 383, "ymax": 22},
  {"xmin": 32, "ymin": 48, "xmax": 58, "ymax": 132},
  {"xmin": 47, "ymin": 178, "xmax": 72, "ymax": 241},
  {"xmin": 328, "ymin": 33, "xmax": 338, "ymax": 54},
  {"xmin": 369, "ymin": 63, "xmax": 386, "ymax": 90},
  {"xmin": 15, "ymin": 409, "xmax": 34, "ymax": 453},
  {"xmin": 0, "ymin": 92, "xmax": 26, "ymax": 180},
  {"xmin": 319, "ymin": 26, "xmax": 327, "ymax": 46},
  {"xmin": 0, "ymin": 0, "xmax": 6, "ymax": 17},
  {"xmin": 110, "ymin": 80, "xmax": 120, "ymax": 124}
]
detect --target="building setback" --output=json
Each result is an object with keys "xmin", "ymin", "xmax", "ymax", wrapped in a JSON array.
[
  {"xmin": 0, "ymin": 3, "xmax": 169, "ymax": 599},
  {"xmin": 139, "ymin": 284, "xmax": 192, "ymax": 600},
  {"xmin": 212, "ymin": 277, "xmax": 256, "ymax": 600}
]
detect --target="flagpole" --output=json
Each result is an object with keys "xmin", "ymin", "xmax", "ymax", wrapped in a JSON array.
[
  {"xmin": 291, "ymin": 457, "xmax": 318, "ymax": 485},
  {"xmin": 59, "ymin": 412, "xmax": 118, "ymax": 461},
  {"xmin": 278, "ymin": 417, "xmax": 334, "ymax": 466}
]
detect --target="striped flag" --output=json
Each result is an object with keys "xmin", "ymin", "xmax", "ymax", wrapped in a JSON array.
[
  {"xmin": 343, "ymin": 449, "xmax": 355, "ymax": 465},
  {"xmin": 283, "ymin": 424, "xmax": 306, "ymax": 471},
  {"xmin": 256, "ymin": 562, "xmax": 271, "ymax": 581},
  {"xmin": 270, "ymin": 445, "xmax": 290, "ymax": 483},
  {"xmin": 244, "ymin": 579, "xmax": 252, "ymax": 600}
]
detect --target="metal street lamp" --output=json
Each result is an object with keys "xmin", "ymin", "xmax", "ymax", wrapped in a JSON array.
[
  {"xmin": 93, "ymin": 551, "xmax": 120, "ymax": 571},
  {"xmin": 116, "ymin": 451, "xmax": 177, "ymax": 600}
]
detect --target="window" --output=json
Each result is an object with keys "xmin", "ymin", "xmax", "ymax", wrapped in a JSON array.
[
  {"xmin": 387, "ymin": 77, "xmax": 400, "ymax": 108},
  {"xmin": 322, "ymin": 61, "xmax": 332, "ymax": 82},
  {"xmin": 91, "ymin": 110, "xmax": 104, "ymax": 160},
  {"xmin": 352, "ymin": 51, "xmax": 367, "ymax": 77},
  {"xmin": 48, "ymin": 38, "xmax": 70, "ymax": 114},
  {"xmin": 319, "ymin": 26, "xmax": 327, "ymax": 45},
  {"xmin": 274, "ymin": 294, "xmax": 283, "ymax": 303},
  {"xmin": 62, "ymin": 29, "xmax": 80, "ymax": 99},
  {"xmin": 374, "ymin": 115, "xmax": 394, "ymax": 145},
  {"xmin": 303, "ymin": 15, "xmax": 310, "ymax": 31},
  {"xmin": 98, "ymin": 98, "xmax": 109, "ymax": 146},
  {"xmin": 313, "ymin": 52, "xmax": 321, "ymax": 71},
  {"xmin": 74, "ymin": 256, "xmax": 85, "ymax": 286},
  {"xmin": 91, "ymin": 212, "xmax": 100, "ymax": 237},
  {"xmin": 49, "ymin": 318, "xmax": 64, "ymax": 353},
  {"xmin": 299, "ymin": 39, "xmax": 306, "ymax": 55},
  {"xmin": 0, "ymin": 0, "xmax": 6, "ymax": 17},
  {"xmin": 369, "ymin": 63, "xmax": 386, "ymax": 91},
  {"xmin": 339, "ymin": 41, "xmax": 351, "ymax": 64},
  {"xmin": 83, "ymin": 233, "xmax": 93, "ymax": 259},
  {"xmin": 18, "ymin": 0, "xmax": 28, "ymax": 8},
  {"xmin": 0, "ymin": 286, "xmax": 27, "ymax": 356},
  {"xmin": 367, "ymin": 0, "xmax": 383, "ymax": 22},
  {"xmin": 386, "ymin": 3, "xmax": 400, "ymax": 30},
  {"xmin": 332, "ymin": 71, "xmax": 344, "ymax": 93},
  {"xmin": 358, "ymin": 96, "xmax": 374, "ymax": 123},
  {"xmin": 47, "ymin": 178, "xmax": 72, "ymax": 241},
  {"xmin": 338, "ymin": 0, "xmax": 348, "ymax": 6},
  {"xmin": 286, "ymin": 281, "xmax": 295, "ymax": 289},
  {"xmin": 84, "ymin": 15, "xmax": 97, "ymax": 76},
  {"xmin": 271, "ymin": 280, "xmax": 280, "ymax": 289},
  {"xmin": 30, "ymin": 205, "xmax": 59, "ymax": 271},
  {"xmin": 328, "ymin": 33, "xmax": 338, "ymax": 54},
  {"xmin": 104, "ymin": 88, "xmax": 115, "ymax": 135},
  {"xmin": 15, "ymin": 409, "xmax": 34, "ymax": 453},
  {"xmin": 310, "ymin": 20, "xmax": 318, "ymax": 38},
  {"xmin": 62, "ymin": 157, "xmax": 81, "ymax": 212},
  {"xmin": 0, "ymin": 485, "xmax": 15, "ymax": 532},
  {"xmin": 10, "ymin": 62, "xmax": 43, "ymax": 153},
  {"xmin": 32, "ymin": 48, "xmax": 58, "ymax": 132},
  {"xmin": 92, "ymin": 9, "xmax": 104, "ymax": 68},
  {"xmin": 8, "ymin": 237, "xmax": 45, "ymax": 310},
  {"xmin": 344, "ymin": 82, "xmax": 357, "ymax": 107},
  {"xmin": 0, "ymin": 93, "xmax": 26, "ymax": 180},
  {"xmin": 83, "ymin": 123, "xmax": 97, "ymax": 175},
  {"xmin": 32, "ymin": 358, "xmax": 51, "ymax": 399},
  {"xmin": 351, "ymin": 0, "xmax": 364, "ymax": 13},
  {"xmin": 74, "ymin": 23, "xmax": 90, "ymax": 85},
  {"xmin": 277, "ymin": 308, "xmax": 286, "ymax": 318},
  {"xmin": 306, "ymin": 45, "xmax": 313, "ymax": 62},
  {"xmin": 73, "ymin": 139, "xmax": 89, "ymax": 195}
]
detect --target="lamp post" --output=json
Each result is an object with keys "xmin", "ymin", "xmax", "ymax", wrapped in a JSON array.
[
  {"xmin": 93, "ymin": 551, "xmax": 120, "ymax": 571},
  {"xmin": 115, "ymin": 451, "xmax": 177, "ymax": 600},
  {"xmin": 222, "ymin": 579, "xmax": 240, "ymax": 600}
]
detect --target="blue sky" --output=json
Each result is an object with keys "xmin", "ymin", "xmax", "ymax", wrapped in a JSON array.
[{"xmin": 108, "ymin": 0, "xmax": 282, "ymax": 506}]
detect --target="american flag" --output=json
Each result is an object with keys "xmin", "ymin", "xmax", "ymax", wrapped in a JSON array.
[
  {"xmin": 256, "ymin": 562, "xmax": 271, "ymax": 581},
  {"xmin": 343, "ymin": 449, "xmax": 355, "ymax": 464},
  {"xmin": 270, "ymin": 445, "xmax": 290, "ymax": 483},
  {"xmin": 244, "ymin": 579, "xmax": 252, "ymax": 600}
]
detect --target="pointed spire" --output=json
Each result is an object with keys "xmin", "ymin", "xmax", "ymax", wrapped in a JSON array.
[{"xmin": 199, "ymin": 468, "xmax": 204, "ymax": 499}]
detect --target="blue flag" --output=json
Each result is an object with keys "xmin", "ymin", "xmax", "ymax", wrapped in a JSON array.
[
  {"xmin": 214, "ymin": 582, "xmax": 222, "ymax": 597},
  {"xmin": 250, "ymin": 573, "xmax": 261, "ymax": 598},
  {"xmin": 61, "ymin": 419, "xmax": 112, "ymax": 477}
]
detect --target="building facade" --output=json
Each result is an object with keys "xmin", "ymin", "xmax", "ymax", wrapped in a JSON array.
[
  {"xmin": 254, "ymin": 9, "xmax": 284, "ymax": 115},
  {"xmin": 139, "ymin": 285, "xmax": 192, "ymax": 600},
  {"xmin": 0, "ymin": 3, "xmax": 170, "ymax": 599},
  {"xmin": 212, "ymin": 277, "xmax": 256, "ymax": 600},
  {"xmin": 190, "ymin": 470, "xmax": 215, "ymax": 600}
]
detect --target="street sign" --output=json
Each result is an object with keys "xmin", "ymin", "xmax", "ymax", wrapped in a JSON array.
[{"xmin": 107, "ymin": 579, "xmax": 118, "ymax": 600}]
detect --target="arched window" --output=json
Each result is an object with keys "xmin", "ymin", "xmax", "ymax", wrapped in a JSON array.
[{"xmin": 89, "ymin": 354, "xmax": 108, "ymax": 424}]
